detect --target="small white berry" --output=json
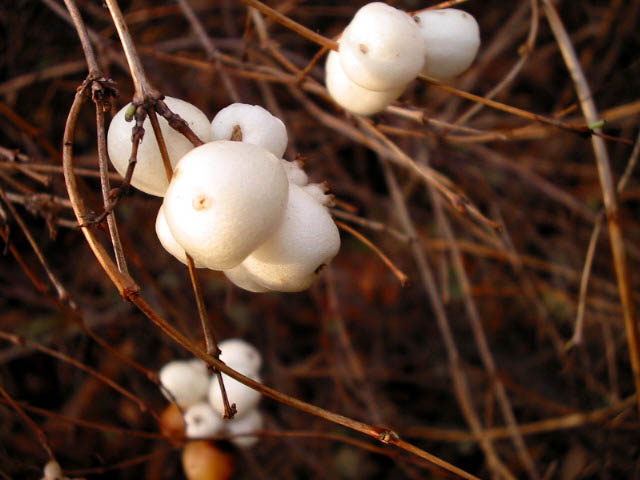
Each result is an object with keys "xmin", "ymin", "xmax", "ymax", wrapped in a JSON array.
[
  {"xmin": 325, "ymin": 49, "xmax": 404, "ymax": 116},
  {"xmin": 159, "ymin": 360, "xmax": 210, "ymax": 408},
  {"xmin": 224, "ymin": 264, "xmax": 271, "ymax": 293},
  {"xmin": 339, "ymin": 2, "xmax": 425, "ymax": 91},
  {"xmin": 211, "ymin": 103, "xmax": 288, "ymax": 158},
  {"xmin": 107, "ymin": 96, "xmax": 212, "ymax": 196},
  {"xmin": 414, "ymin": 9, "xmax": 480, "ymax": 80},
  {"xmin": 155, "ymin": 205, "xmax": 204, "ymax": 267},
  {"xmin": 227, "ymin": 409, "xmax": 263, "ymax": 448},
  {"xmin": 281, "ymin": 159, "xmax": 308, "ymax": 186},
  {"xmin": 43, "ymin": 461, "xmax": 62, "ymax": 480},
  {"xmin": 209, "ymin": 373, "xmax": 261, "ymax": 419},
  {"xmin": 162, "ymin": 141, "xmax": 289, "ymax": 270},
  {"xmin": 184, "ymin": 402, "xmax": 225, "ymax": 439},
  {"xmin": 218, "ymin": 338, "xmax": 262, "ymax": 375},
  {"xmin": 241, "ymin": 183, "xmax": 340, "ymax": 292}
]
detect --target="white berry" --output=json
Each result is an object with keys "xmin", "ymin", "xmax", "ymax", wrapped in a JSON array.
[
  {"xmin": 107, "ymin": 96, "xmax": 212, "ymax": 197},
  {"xmin": 241, "ymin": 184, "xmax": 340, "ymax": 292},
  {"xmin": 415, "ymin": 9, "xmax": 480, "ymax": 80},
  {"xmin": 159, "ymin": 360, "xmax": 210, "ymax": 408},
  {"xmin": 339, "ymin": 2, "xmax": 425, "ymax": 91},
  {"xmin": 211, "ymin": 103, "xmax": 288, "ymax": 158},
  {"xmin": 325, "ymin": 49, "xmax": 404, "ymax": 116},
  {"xmin": 224, "ymin": 264, "xmax": 271, "ymax": 293},
  {"xmin": 218, "ymin": 338, "xmax": 262, "ymax": 375},
  {"xmin": 227, "ymin": 409, "xmax": 263, "ymax": 448},
  {"xmin": 209, "ymin": 373, "xmax": 262, "ymax": 418},
  {"xmin": 163, "ymin": 141, "xmax": 289, "ymax": 270},
  {"xmin": 155, "ymin": 205, "xmax": 204, "ymax": 267},
  {"xmin": 184, "ymin": 402, "xmax": 224, "ymax": 439},
  {"xmin": 281, "ymin": 159, "xmax": 308, "ymax": 186}
]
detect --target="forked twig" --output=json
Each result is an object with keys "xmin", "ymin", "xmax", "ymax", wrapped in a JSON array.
[{"xmin": 541, "ymin": 0, "xmax": 640, "ymax": 412}]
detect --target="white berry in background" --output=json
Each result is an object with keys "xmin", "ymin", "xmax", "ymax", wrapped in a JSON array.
[
  {"xmin": 414, "ymin": 8, "xmax": 480, "ymax": 80},
  {"xmin": 224, "ymin": 264, "xmax": 271, "ymax": 293},
  {"xmin": 107, "ymin": 96, "xmax": 212, "ymax": 196},
  {"xmin": 339, "ymin": 2, "xmax": 425, "ymax": 91},
  {"xmin": 281, "ymin": 159, "xmax": 308, "ymax": 186},
  {"xmin": 209, "ymin": 373, "xmax": 262, "ymax": 418},
  {"xmin": 211, "ymin": 103, "xmax": 288, "ymax": 158},
  {"xmin": 227, "ymin": 409, "xmax": 263, "ymax": 448},
  {"xmin": 325, "ymin": 49, "xmax": 404, "ymax": 116},
  {"xmin": 155, "ymin": 205, "xmax": 204, "ymax": 267},
  {"xmin": 163, "ymin": 141, "xmax": 289, "ymax": 270},
  {"xmin": 43, "ymin": 461, "xmax": 63, "ymax": 480},
  {"xmin": 218, "ymin": 338, "xmax": 262, "ymax": 375},
  {"xmin": 159, "ymin": 360, "xmax": 210, "ymax": 408},
  {"xmin": 184, "ymin": 402, "xmax": 225, "ymax": 439},
  {"xmin": 241, "ymin": 184, "xmax": 340, "ymax": 292}
]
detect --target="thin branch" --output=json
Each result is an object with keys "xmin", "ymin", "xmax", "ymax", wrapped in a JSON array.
[{"xmin": 541, "ymin": 0, "xmax": 640, "ymax": 412}]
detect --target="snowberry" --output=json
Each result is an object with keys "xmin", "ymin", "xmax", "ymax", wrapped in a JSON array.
[
  {"xmin": 163, "ymin": 141, "xmax": 289, "ymax": 270},
  {"xmin": 42, "ymin": 461, "xmax": 62, "ymax": 480},
  {"xmin": 281, "ymin": 159, "xmax": 308, "ymax": 186},
  {"xmin": 302, "ymin": 183, "xmax": 333, "ymax": 206},
  {"xmin": 184, "ymin": 402, "xmax": 225, "ymax": 439},
  {"xmin": 241, "ymin": 184, "xmax": 340, "ymax": 292},
  {"xmin": 414, "ymin": 8, "xmax": 480, "ymax": 80},
  {"xmin": 218, "ymin": 338, "xmax": 262, "ymax": 375},
  {"xmin": 339, "ymin": 2, "xmax": 425, "ymax": 91},
  {"xmin": 155, "ymin": 205, "xmax": 204, "ymax": 267},
  {"xmin": 227, "ymin": 409, "xmax": 263, "ymax": 448},
  {"xmin": 224, "ymin": 264, "xmax": 271, "ymax": 293},
  {"xmin": 107, "ymin": 96, "xmax": 212, "ymax": 196},
  {"xmin": 182, "ymin": 441, "xmax": 234, "ymax": 480},
  {"xmin": 211, "ymin": 103, "xmax": 288, "ymax": 158},
  {"xmin": 209, "ymin": 373, "xmax": 261, "ymax": 418},
  {"xmin": 325, "ymin": 49, "xmax": 404, "ymax": 116},
  {"xmin": 159, "ymin": 359, "xmax": 210, "ymax": 408}
]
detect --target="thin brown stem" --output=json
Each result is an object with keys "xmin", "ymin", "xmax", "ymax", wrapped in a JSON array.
[
  {"xmin": 0, "ymin": 384, "xmax": 55, "ymax": 461},
  {"xmin": 335, "ymin": 220, "xmax": 409, "ymax": 286},
  {"xmin": 541, "ymin": 0, "xmax": 640, "ymax": 412},
  {"xmin": 103, "ymin": 0, "xmax": 158, "ymax": 102},
  {"xmin": 242, "ymin": 0, "xmax": 338, "ymax": 51},
  {"xmin": 380, "ymin": 159, "xmax": 515, "ymax": 480}
]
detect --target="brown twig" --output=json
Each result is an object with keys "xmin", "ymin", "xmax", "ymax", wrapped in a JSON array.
[
  {"xmin": 242, "ymin": 0, "xmax": 339, "ymax": 51},
  {"xmin": 335, "ymin": 220, "xmax": 409, "ymax": 286},
  {"xmin": 541, "ymin": 0, "xmax": 640, "ymax": 413},
  {"xmin": 380, "ymin": 159, "xmax": 515, "ymax": 480}
]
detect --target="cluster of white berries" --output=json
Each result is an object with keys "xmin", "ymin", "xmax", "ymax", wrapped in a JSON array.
[
  {"xmin": 325, "ymin": 2, "xmax": 480, "ymax": 115},
  {"xmin": 107, "ymin": 99, "xmax": 340, "ymax": 292},
  {"xmin": 159, "ymin": 338, "xmax": 264, "ymax": 448}
]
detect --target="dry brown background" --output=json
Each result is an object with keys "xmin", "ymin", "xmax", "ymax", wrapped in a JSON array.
[{"xmin": 1, "ymin": 0, "xmax": 640, "ymax": 478}]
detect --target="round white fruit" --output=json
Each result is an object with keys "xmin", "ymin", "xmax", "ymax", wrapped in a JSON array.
[
  {"xmin": 415, "ymin": 8, "xmax": 480, "ymax": 80},
  {"xmin": 325, "ymin": 49, "xmax": 404, "ymax": 116},
  {"xmin": 227, "ymin": 409, "xmax": 263, "ymax": 448},
  {"xmin": 339, "ymin": 2, "xmax": 425, "ymax": 91},
  {"xmin": 107, "ymin": 96, "xmax": 212, "ymax": 196},
  {"xmin": 159, "ymin": 360, "xmax": 210, "ymax": 408},
  {"xmin": 281, "ymin": 159, "xmax": 308, "ymax": 186},
  {"xmin": 184, "ymin": 402, "xmax": 224, "ymax": 439},
  {"xmin": 163, "ymin": 141, "xmax": 289, "ymax": 270},
  {"xmin": 218, "ymin": 338, "xmax": 262, "ymax": 375},
  {"xmin": 209, "ymin": 373, "xmax": 262, "ymax": 419},
  {"xmin": 211, "ymin": 103, "xmax": 288, "ymax": 158},
  {"xmin": 155, "ymin": 205, "xmax": 204, "ymax": 267},
  {"xmin": 224, "ymin": 264, "xmax": 270, "ymax": 293},
  {"xmin": 242, "ymin": 184, "xmax": 340, "ymax": 292}
]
